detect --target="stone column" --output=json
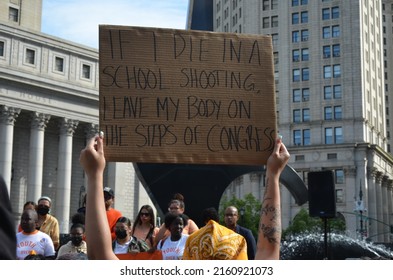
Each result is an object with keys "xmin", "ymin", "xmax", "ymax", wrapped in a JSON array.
[
  {"xmin": 27, "ymin": 112, "xmax": 50, "ymax": 203},
  {"xmin": 387, "ymin": 180, "xmax": 393, "ymax": 243},
  {"xmin": 344, "ymin": 167, "xmax": 357, "ymax": 235},
  {"xmin": 367, "ymin": 167, "xmax": 378, "ymax": 241},
  {"xmin": 375, "ymin": 171, "xmax": 383, "ymax": 242},
  {"xmin": 55, "ymin": 118, "xmax": 78, "ymax": 234},
  {"xmin": 382, "ymin": 176, "xmax": 389, "ymax": 243},
  {"xmin": 0, "ymin": 106, "xmax": 21, "ymax": 194},
  {"xmin": 83, "ymin": 123, "xmax": 99, "ymax": 190},
  {"xmin": 355, "ymin": 149, "xmax": 368, "ymax": 239}
]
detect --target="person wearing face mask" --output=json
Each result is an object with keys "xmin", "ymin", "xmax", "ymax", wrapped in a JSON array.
[
  {"xmin": 56, "ymin": 223, "xmax": 87, "ymax": 259},
  {"xmin": 112, "ymin": 216, "xmax": 150, "ymax": 255},
  {"xmin": 37, "ymin": 196, "xmax": 60, "ymax": 250}
]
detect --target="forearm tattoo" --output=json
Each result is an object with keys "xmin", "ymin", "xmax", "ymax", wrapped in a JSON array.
[{"xmin": 260, "ymin": 178, "xmax": 281, "ymax": 244}]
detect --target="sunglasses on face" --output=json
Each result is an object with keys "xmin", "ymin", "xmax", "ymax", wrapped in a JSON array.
[{"xmin": 140, "ymin": 212, "xmax": 150, "ymax": 217}]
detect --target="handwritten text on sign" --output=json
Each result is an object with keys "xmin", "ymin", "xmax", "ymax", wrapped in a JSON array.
[{"xmin": 99, "ymin": 26, "xmax": 276, "ymax": 165}]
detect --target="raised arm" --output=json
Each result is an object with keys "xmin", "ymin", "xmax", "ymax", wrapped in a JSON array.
[
  {"xmin": 255, "ymin": 138, "xmax": 290, "ymax": 260},
  {"xmin": 79, "ymin": 135, "xmax": 117, "ymax": 260}
]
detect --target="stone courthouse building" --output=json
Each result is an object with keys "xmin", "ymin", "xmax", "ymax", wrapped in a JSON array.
[{"xmin": 0, "ymin": 0, "xmax": 154, "ymax": 234}]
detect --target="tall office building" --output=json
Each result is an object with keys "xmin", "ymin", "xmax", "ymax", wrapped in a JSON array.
[
  {"xmin": 0, "ymin": 0, "xmax": 154, "ymax": 233},
  {"xmin": 188, "ymin": 0, "xmax": 393, "ymax": 242}
]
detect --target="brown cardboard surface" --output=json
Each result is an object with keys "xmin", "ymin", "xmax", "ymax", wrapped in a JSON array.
[{"xmin": 99, "ymin": 25, "xmax": 276, "ymax": 165}]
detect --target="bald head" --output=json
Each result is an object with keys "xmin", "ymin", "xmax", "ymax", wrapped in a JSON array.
[
  {"xmin": 224, "ymin": 206, "xmax": 239, "ymax": 230},
  {"xmin": 20, "ymin": 209, "xmax": 38, "ymax": 233}
]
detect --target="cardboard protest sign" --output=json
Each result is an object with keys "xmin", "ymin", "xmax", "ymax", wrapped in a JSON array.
[{"xmin": 99, "ymin": 25, "xmax": 276, "ymax": 165}]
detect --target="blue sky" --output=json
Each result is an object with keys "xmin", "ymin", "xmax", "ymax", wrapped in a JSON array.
[{"xmin": 41, "ymin": 0, "xmax": 189, "ymax": 49}]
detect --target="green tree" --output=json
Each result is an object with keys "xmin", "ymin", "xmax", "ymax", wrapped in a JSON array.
[
  {"xmin": 282, "ymin": 208, "xmax": 346, "ymax": 240},
  {"xmin": 219, "ymin": 193, "xmax": 261, "ymax": 240}
]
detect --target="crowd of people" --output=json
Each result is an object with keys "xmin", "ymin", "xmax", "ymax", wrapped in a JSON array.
[{"xmin": 0, "ymin": 135, "xmax": 290, "ymax": 260}]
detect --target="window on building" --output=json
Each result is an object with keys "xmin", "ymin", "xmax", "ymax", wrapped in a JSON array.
[
  {"xmin": 293, "ymin": 129, "xmax": 310, "ymax": 146},
  {"xmin": 301, "ymin": 48, "xmax": 309, "ymax": 61},
  {"xmin": 292, "ymin": 13, "xmax": 299, "ymax": 24},
  {"xmin": 336, "ymin": 189, "xmax": 344, "ymax": 203},
  {"xmin": 273, "ymin": 52, "xmax": 279, "ymax": 64},
  {"xmin": 327, "ymin": 153, "xmax": 337, "ymax": 160},
  {"xmin": 271, "ymin": 0, "xmax": 278, "ymax": 9},
  {"xmin": 293, "ymin": 109, "xmax": 301, "ymax": 122},
  {"xmin": 272, "ymin": 33, "xmax": 278, "ymax": 47},
  {"xmin": 323, "ymin": 45, "xmax": 331, "ymax": 58},
  {"xmin": 301, "ymin": 11, "xmax": 309, "ymax": 23},
  {"xmin": 82, "ymin": 64, "xmax": 91, "ymax": 79},
  {"xmin": 25, "ymin": 48, "xmax": 35, "ymax": 65},
  {"xmin": 293, "ymin": 89, "xmax": 301, "ymax": 102},
  {"xmin": 9, "ymin": 7, "xmax": 19, "ymax": 22},
  {"xmin": 303, "ymin": 129, "xmax": 310, "ymax": 145},
  {"xmin": 331, "ymin": 6, "xmax": 340, "ymax": 19},
  {"xmin": 324, "ymin": 86, "xmax": 332, "ymax": 99},
  {"xmin": 293, "ymin": 49, "xmax": 300, "ymax": 62},
  {"xmin": 301, "ymin": 29, "xmax": 309, "ymax": 41},
  {"xmin": 303, "ymin": 108, "xmax": 310, "ymax": 121},
  {"xmin": 324, "ymin": 107, "xmax": 333, "ymax": 120},
  {"xmin": 333, "ymin": 64, "xmax": 341, "ymax": 77},
  {"xmin": 294, "ymin": 130, "xmax": 301, "ymax": 145},
  {"xmin": 335, "ymin": 169, "xmax": 344, "ymax": 184},
  {"xmin": 263, "ymin": 0, "xmax": 270, "ymax": 10},
  {"xmin": 292, "ymin": 0, "xmax": 299, "ymax": 6},
  {"xmin": 325, "ymin": 127, "xmax": 343, "ymax": 144},
  {"xmin": 322, "ymin": 8, "xmax": 330, "ymax": 20},
  {"xmin": 325, "ymin": 127, "xmax": 333, "ymax": 144},
  {"xmin": 332, "ymin": 44, "xmax": 340, "ymax": 57},
  {"xmin": 295, "ymin": 155, "xmax": 305, "ymax": 161},
  {"xmin": 293, "ymin": 69, "xmax": 300, "ymax": 81},
  {"xmin": 263, "ymin": 17, "xmax": 270, "ymax": 28},
  {"xmin": 303, "ymin": 88, "xmax": 310, "ymax": 101},
  {"xmin": 332, "ymin": 25, "xmax": 340, "ymax": 37},
  {"xmin": 55, "ymin": 57, "xmax": 64, "ymax": 72},
  {"xmin": 334, "ymin": 106, "xmax": 342, "ymax": 119},
  {"xmin": 323, "ymin": 26, "xmax": 331, "ymax": 38},
  {"xmin": 333, "ymin": 85, "xmax": 342, "ymax": 98},
  {"xmin": 271, "ymin": 16, "xmax": 278, "ymax": 27},
  {"xmin": 335, "ymin": 127, "xmax": 343, "ymax": 143},
  {"xmin": 292, "ymin": 31, "xmax": 300, "ymax": 42},
  {"xmin": 301, "ymin": 0, "xmax": 308, "ymax": 4},
  {"xmin": 0, "ymin": 41, "xmax": 4, "ymax": 57},
  {"xmin": 324, "ymin": 65, "xmax": 332, "ymax": 78},
  {"xmin": 302, "ymin": 68, "xmax": 309, "ymax": 81}
]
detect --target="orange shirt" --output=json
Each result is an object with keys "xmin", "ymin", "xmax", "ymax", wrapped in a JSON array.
[{"xmin": 106, "ymin": 208, "xmax": 122, "ymax": 240}]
